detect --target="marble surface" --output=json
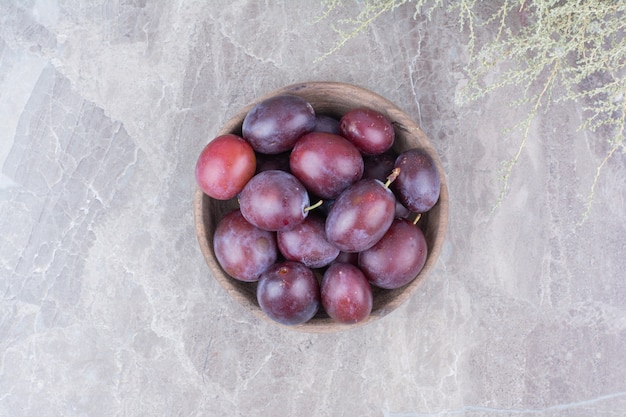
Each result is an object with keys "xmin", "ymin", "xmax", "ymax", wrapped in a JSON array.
[{"xmin": 1, "ymin": 1, "xmax": 625, "ymax": 416}]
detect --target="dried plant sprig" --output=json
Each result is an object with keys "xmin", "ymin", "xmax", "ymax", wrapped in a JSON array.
[
  {"xmin": 317, "ymin": 0, "xmax": 626, "ymax": 222},
  {"xmin": 315, "ymin": 0, "xmax": 405, "ymax": 61},
  {"xmin": 460, "ymin": 0, "xmax": 625, "ymax": 219}
]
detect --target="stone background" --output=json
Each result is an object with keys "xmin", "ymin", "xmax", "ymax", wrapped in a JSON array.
[{"xmin": 1, "ymin": 1, "xmax": 625, "ymax": 416}]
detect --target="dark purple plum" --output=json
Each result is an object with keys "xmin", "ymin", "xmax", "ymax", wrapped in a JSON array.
[
  {"xmin": 395, "ymin": 201, "xmax": 411, "ymax": 219},
  {"xmin": 362, "ymin": 151, "xmax": 397, "ymax": 182},
  {"xmin": 257, "ymin": 261, "xmax": 321, "ymax": 325},
  {"xmin": 339, "ymin": 107, "xmax": 395, "ymax": 155},
  {"xmin": 290, "ymin": 132, "xmax": 364, "ymax": 199},
  {"xmin": 314, "ymin": 114, "xmax": 340, "ymax": 134},
  {"xmin": 242, "ymin": 94, "xmax": 316, "ymax": 154},
  {"xmin": 195, "ymin": 134, "xmax": 256, "ymax": 200},
  {"xmin": 392, "ymin": 148, "xmax": 441, "ymax": 213},
  {"xmin": 239, "ymin": 170, "xmax": 310, "ymax": 232},
  {"xmin": 358, "ymin": 218, "xmax": 428, "ymax": 289},
  {"xmin": 213, "ymin": 209, "xmax": 277, "ymax": 282},
  {"xmin": 321, "ymin": 263, "xmax": 373, "ymax": 324},
  {"xmin": 277, "ymin": 214, "xmax": 340, "ymax": 268},
  {"xmin": 325, "ymin": 178, "xmax": 396, "ymax": 253}
]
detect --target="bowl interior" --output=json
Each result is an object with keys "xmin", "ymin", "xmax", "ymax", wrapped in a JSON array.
[{"xmin": 193, "ymin": 81, "xmax": 449, "ymax": 333}]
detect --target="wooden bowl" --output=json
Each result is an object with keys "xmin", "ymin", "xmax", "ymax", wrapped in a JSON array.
[{"xmin": 193, "ymin": 81, "xmax": 449, "ymax": 333}]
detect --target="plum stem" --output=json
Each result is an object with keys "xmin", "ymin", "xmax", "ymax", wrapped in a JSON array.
[
  {"xmin": 413, "ymin": 213, "xmax": 422, "ymax": 225},
  {"xmin": 304, "ymin": 199, "xmax": 324, "ymax": 212},
  {"xmin": 384, "ymin": 167, "xmax": 401, "ymax": 188}
]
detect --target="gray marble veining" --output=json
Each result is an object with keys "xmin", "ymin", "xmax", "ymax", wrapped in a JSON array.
[{"xmin": 1, "ymin": 1, "xmax": 625, "ymax": 416}]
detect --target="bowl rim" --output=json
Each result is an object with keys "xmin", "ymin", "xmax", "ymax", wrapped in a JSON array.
[{"xmin": 193, "ymin": 81, "xmax": 449, "ymax": 333}]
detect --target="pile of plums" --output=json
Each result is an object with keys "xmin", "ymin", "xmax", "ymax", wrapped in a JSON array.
[{"xmin": 195, "ymin": 94, "xmax": 440, "ymax": 326}]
